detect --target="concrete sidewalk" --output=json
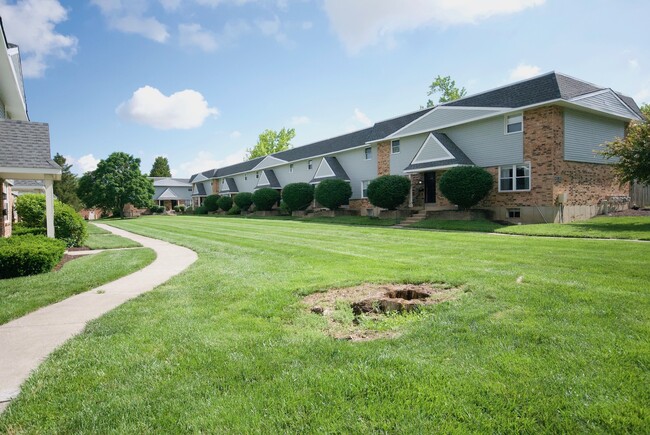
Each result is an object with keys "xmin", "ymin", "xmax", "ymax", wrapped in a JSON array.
[{"xmin": 0, "ymin": 223, "xmax": 197, "ymax": 413}]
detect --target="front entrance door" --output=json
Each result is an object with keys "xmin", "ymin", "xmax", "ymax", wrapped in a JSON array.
[{"xmin": 424, "ymin": 172, "xmax": 436, "ymax": 203}]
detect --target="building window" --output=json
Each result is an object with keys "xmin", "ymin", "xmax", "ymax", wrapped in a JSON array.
[
  {"xmin": 508, "ymin": 208, "xmax": 521, "ymax": 218},
  {"xmin": 505, "ymin": 113, "xmax": 523, "ymax": 134},
  {"xmin": 391, "ymin": 140, "xmax": 400, "ymax": 154},
  {"xmin": 361, "ymin": 180, "xmax": 370, "ymax": 198},
  {"xmin": 364, "ymin": 147, "xmax": 372, "ymax": 160},
  {"xmin": 499, "ymin": 163, "xmax": 531, "ymax": 192},
  {"xmin": 308, "ymin": 160, "xmax": 313, "ymax": 170},
  {"xmin": 289, "ymin": 164, "xmax": 294, "ymax": 173},
  {"xmin": 244, "ymin": 174, "xmax": 248, "ymax": 180},
  {"xmin": 256, "ymin": 171, "xmax": 260, "ymax": 179}
]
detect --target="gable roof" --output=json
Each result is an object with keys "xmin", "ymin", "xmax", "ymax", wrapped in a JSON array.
[
  {"xmin": 188, "ymin": 169, "xmax": 215, "ymax": 183},
  {"xmin": 310, "ymin": 156, "xmax": 350, "ymax": 183},
  {"xmin": 192, "ymin": 183, "xmax": 207, "ymax": 196},
  {"xmin": 0, "ymin": 120, "xmax": 60, "ymax": 171},
  {"xmin": 255, "ymin": 169, "xmax": 281, "ymax": 189},
  {"xmin": 151, "ymin": 177, "xmax": 191, "ymax": 187},
  {"xmin": 155, "ymin": 188, "xmax": 180, "ymax": 200},
  {"xmin": 219, "ymin": 177, "xmax": 239, "ymax": 194},
  {"xmin": 404, "ymin": 133, "xmax": 474, "ymax": 173}
]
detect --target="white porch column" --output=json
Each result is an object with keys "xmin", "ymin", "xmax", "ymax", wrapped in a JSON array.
[{"xmin": 44, "ymin": 178, "xmax": 55, "ymax": 238}]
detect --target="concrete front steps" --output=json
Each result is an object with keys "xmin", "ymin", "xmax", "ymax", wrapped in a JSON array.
[{"xmin": 395, "ymin": 210, "xmax": 427, "ymax": 227}]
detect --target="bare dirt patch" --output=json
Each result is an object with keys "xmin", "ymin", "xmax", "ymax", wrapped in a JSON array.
[{"xmin": 304, "ymin": 283, "xmax": 461, "ymax": 341}]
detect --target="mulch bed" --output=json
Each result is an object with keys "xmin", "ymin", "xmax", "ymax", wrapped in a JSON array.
[{"xmin": 606, "ymin": 209, "xmax": 650, "ymax": 217}]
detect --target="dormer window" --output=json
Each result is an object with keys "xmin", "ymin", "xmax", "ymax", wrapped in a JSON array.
[{"xmin": 505, "ymin": 113, "xmax": 523, "ymax": 134}]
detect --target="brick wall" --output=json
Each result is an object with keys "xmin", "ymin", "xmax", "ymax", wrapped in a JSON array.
[
  {"xmin": 377, "ymin": 141, "xmax": 390, "ymax": 176},
  {"xmin": 212, "ymin": 179, "xmax": 219, "ymax": 194},
  {"xmin": 1, "ymin": 179, "xmax": 11, "ymax": 237}
]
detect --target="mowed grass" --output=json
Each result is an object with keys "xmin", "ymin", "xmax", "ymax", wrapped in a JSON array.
[
  {"xmin": 84, "ymin": 223, "xmax": 142, "ymax": 249},
  {"xmin": 410, "ymin": 218, "xmax": 506, "ymax": 232},
  {"xmin": 496, "ymin": 216, "xmax": 650, "ymax": 240},
  {"xmin": 2, "ymin": 216, "xmax": 649, "ymax": 433},
  {"xmin": 0, "ymin": 249, "xmax": 156, "ymax": 325}
]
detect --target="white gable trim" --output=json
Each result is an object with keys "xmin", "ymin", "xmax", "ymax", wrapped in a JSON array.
[
  {"xmin": 257, "ymin": 171, "xmax": 270, "ymax": 186},
  {"xmin": 404, "ymin": 164, "xmax": 469, "ymax": 174},
  {"xmin": 570, "ymin": 89, "xmax": 642, "ymax": 120},
  {"xmin": 193, "ymin": 173, "xmax": 207, "ymax": 183},
  {"xmin": 252, "ymin": 155, "xmax": 288, "ymax": 171},
  {"xmin": 411, "ymin": 133, "xmax": 455, "ymax": 165},
  {"xmin": 314, "ymin": 158, "xmax": 335, "ymax": 179}
]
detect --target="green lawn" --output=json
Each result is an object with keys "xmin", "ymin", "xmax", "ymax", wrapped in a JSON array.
[
  {"xmin": 2, "ymin": 216, "xmax": 649, "ymax": 432},
  {"xmin": 410, "ymin": 218, "xmax": 506, "ymax": 232},
  {"xmin": 496, "ymin": 216, "xmax": 650, "ymax": 240},
  {"xmin": 84, "ymin": 223, "xmax": 142, "ymax": 249},
  {"xmin": 0, "ymin": 249, "xmax": 156, "ymax": 325}
]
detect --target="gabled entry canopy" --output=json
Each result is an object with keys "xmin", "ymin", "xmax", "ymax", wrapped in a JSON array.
[
  {"xmin": 404, "ymin": 132, "xmax": 474, "ymax": 173},
  {"xmin": 310, "ymin": 156, "xmax": 350, "ymax": 184},
  {"xmin": 219, "ymin": 177, "xmax": 239, "ymax": 194},
  {"xmin": 255, "ymin": 169, "xmax": 281, "ymax": 189}
]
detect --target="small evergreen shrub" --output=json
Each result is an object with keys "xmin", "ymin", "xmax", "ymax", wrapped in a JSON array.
[
  {"xmin": 252, "ymin": 188, "xmax": 280, "ymax": 211},
  {"xmin": 314, "ymin": 179, "xmax": 352, "ymax": 210},
  {"xmin": 367, "ymin": 175, "xmax": 411, "ymax": 210},
  {"xmin": 12, "ymin": 224, "xmax": 46, "ymax": 236},
  {"xmin": 227, "ymin": 204, "xmax": 241, "ymax": 215},
  {"xmin": 203, "ymin": 194, "xmax": 221, "ymax": 212},
  {"xmin": 439, "ymin": 166, "xmax": 493, "ymax": 210},
  {"xmin": 14, "ymin": 194, "xmax": 45, "ymax": 227},
  {"xmin": 15, "ymin": 194, "xmax": 86, "ymax": 247},
  {"xmin": 278, "ymin": 201, "xmax": 291, "ymax": 216},
  {"xmin": 217, "ymin": 196, "xmax": 233, "ymax": 212},
  {"xmin": 0, "ymin": 235, "xmax": 66, "ymax": 279},
  {"xmin": 150, "ymin": 205, "xmax": 165, "ymax": 213},
  {"xmin": 194, "ymin": 205, "xmax": 208, "ymax": 215},
  {"xmin": 178, "ymin": 204, "xmax": 186, "ymax": 213},
  {"xmin": 282, "ymin": 183, "xmax": 314, "ymax": 211},
  {"xmin": 234, "ymin": 192, "xmax": 254, "ymax": 212}
]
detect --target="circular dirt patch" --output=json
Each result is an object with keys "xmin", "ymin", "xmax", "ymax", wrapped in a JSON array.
[{"xmin": 304, "ymin": 283, "xmax": 461, "ymax": 341}]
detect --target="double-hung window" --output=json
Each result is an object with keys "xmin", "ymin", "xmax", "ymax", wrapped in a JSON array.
[
  {"xmin": 505, "ymin": 113, "xmax": 523, "ymax": 134},
  {"xmin": 307, "ymin": 160, "xmax": 313, "ymax": 170},
  {"xmin": 499, "ymin": 163, "xmax": 530, "ymax": 192},
  {"xmin": 289, "ymin": 164, "xmax": 294, "ymax": 173},
  {"xmin": 361, "ymin": 180, "xmax": 370, "ymax": 198},
  {"xmin": 391, "ymin": 140, "xmax": 400, "ymax": 154},
  {"xmin": 364, "ymin": 147, "xmax": 372, "ymax": 160},
  {"xmin": 255, "ymin": 171, "xmax": 260, "ymax": 179}
]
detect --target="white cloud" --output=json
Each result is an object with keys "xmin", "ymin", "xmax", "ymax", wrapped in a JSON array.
[
  {"xmin": 159, "ymin": 0, "xmax": 181, "ymax": 11},
  {"xmin": 91, "ymin": 0, "xmax": 169, "ymax": 42},
  {"xmin": 301, "ymin": 21, "xmax": 313, "ymax": 30},
  {"xmin": 177, "ymin": 149, "xmax": 246, "ymax": 177},
  {"xmin": 354, "ymin": 108, "xmax": 372, "ymax": 127},
  {"xmin": 179, "ymin": 23, "xmax": 218, "ymax": 51},
  {"xmin": 323, "ymin": 0, "xmax": 546, "ymax": 54},
  {"xmin": 116, "ymin": 86, "xmax": 219, "ymax": 130},
  {"xmin": 290, "ymin": 115, "xmax": 310, "ymax": 125},
  {"xmin": 634, "ymin": 86, "xmax": 650, "ymax": 105},
  {"xmin": 230, "ymin": 130, "xmax": 242, "ymax": 138},
  {"xmin": 629, "ymin": 59, "xmax": 639, "ymax": 69},
  {"xmin": 256, "ymin": 15, "xmax": 290, "ymax": 45},
  {"xmin": 509, "ymin": 63, "xmax": 541, "ymax": 81},
  {"xmin": 65, "ymin": 154, "xmax": 100, "ymax": 174},
  {"xmin": 0, "ymin": 0, "xmax": 77, "ymax": 78}
]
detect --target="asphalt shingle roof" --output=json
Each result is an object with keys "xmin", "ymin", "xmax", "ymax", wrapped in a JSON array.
[
  {"xmin": 219, "ymin": 177, "xmax": 239, "ymax": 193},
  {"xmin": 404, "ymin": 133, "xmax": 474, "ymax": 172},
  {"xmin": 0, "ymin": 120, "xmax": 60, "ymax": 170},
  {"xmin": 152, "ymin": 177, "xmax": 191, "ymax": 187},
  {"xmin": 192, "ymin": 183, "xmax": 206, "ymax": 196},
  {"xmin": 310, "ymin": 156, "xmax": 350, "ymax": 183}
]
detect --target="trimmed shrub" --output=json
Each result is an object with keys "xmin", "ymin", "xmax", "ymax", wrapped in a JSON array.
[
  {"xmin": 252, "ymin": 188, "xmax": 280, "ymax": 211},
  {"xmin": 227, "ymin": 204, "xmax": 241, "ymax": 215},
  {"xmin": 0, "ymin": 235, "xmax": 66, "ymax": 279},
  {"xmin": 194, "ymin": 206, "xmax": 208, "ymax": 215},
  {"xmin": 314, "ymin": 179, "xmax": 352, "ymax": 210},
  {"xmin": 234, "ymin": 192, "xmax": 254, "ymax": 212},
  {"xmin": 217, "ymin": 196, "xmax": 233, "ymax": 212},
  {"xmin": 15, "ymin": 194, "xmax": 87, "ymax": 247},
  {"xmin": 278, "ymin": 201, "xmax": 291, "ymax": 216},
  {"xmin": 367, "ymin": 175, "xmax": 411, "ymax": 210},
  {"xmin": 203, "ymin": 194, "xmax": 221, "ymax": 212},
  {"xmin": 12, "ymin": 224, "xmax": 46, "ymax": 236},
  {"xmin": 439, "ymin": 166, "xmax": 493, "ymax": 210},
  {"xmin": 149, "ymin": 205, "xmax": 165, "ymax": 214},
  {"xmin": 282, "ymin": 183, "xmax": 314, "ymax": 212}
]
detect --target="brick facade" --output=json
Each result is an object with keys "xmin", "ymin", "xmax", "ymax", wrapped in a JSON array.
[
  {"xmin": 1, "ymin": 179, "xmax": 12, "ymax": 237},
  {"xmin": 377, "ymin": 141, "xmax": 391, "ymax": 176},
  {"xmin": 211, "ymin": 179, "xmax": 219, "ymax": 194}
]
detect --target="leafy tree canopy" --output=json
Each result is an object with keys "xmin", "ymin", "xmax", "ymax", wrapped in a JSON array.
[
  {"xmin": 53, "ymin": 153, "xmax": 83, "ymax": 211},
  {"xmin": 77, "ymin": 152, "xmax": 154, "ymax": 218},
  {"xmin": 246, "ymin": 128, "xmax": 295, "ymax": 160},
  {"xmin": 601, "ymin": 120, "xmax": 650, "ymax": 185},
  {"xmin": 150, "ymin": 156, "xmax": 172, "ymax": 177},
  {"xmin": 640, "ymin": 103, "xmax": 649, "ymax": 119},
  {"xmin": 426, "ymin": 75, "xmax": 467, "ymax": 107}
]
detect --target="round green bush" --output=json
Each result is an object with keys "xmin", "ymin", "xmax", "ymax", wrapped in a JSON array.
[
  {"xmin": 438, "ymin": 166, "xmax": 493, "ymax": 210},
  {"xmin": 0, "ymin": 235, "xmax": 66, "ymax": 279},
  {"xmin": 282, "ymin": 183, "xmax": 314, "ymax": 212},
  {"xmin": 226, "ymin": 204, "xmax": 241, "ymax": 215},
  {"xmin": 252, "ymin": 188, "xmax": 280, "ymax": 211},
  {"xmin": 15, "ymin": 194, "xmax": 87, "ymax": 247},
  {"xmin": 203, "ymin": 194, "xmax": 221, "ymax": 212},
  {"xmin": 194, "ymin": 205, "xmax": 208, "ymax": 215},
  {"xmin": 217, "ymin": 195, "xmax": 233, "ymax": 212},
  {"xmin": 314, "ymin": 179, "xmax": 352, "ymax": 210},
  {"xmin": 367, "ymin": 175, "xmax": 411, "ymax": 210},
  {"xmin": 234, "ymin": 192, "xmax": 254, "ymax": 211}
]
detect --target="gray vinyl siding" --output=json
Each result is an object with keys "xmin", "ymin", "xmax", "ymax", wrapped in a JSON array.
[
  {"xmin": 390, "ymin": 133, "xmax": 428, "ymax": 174},
  {"xmin": 564, "ymin": 109, "xmax": 626, "ymax": 163},
  {"xmin": 395, "ymin": 108, "xmax": 503, "ymax": 137},
  {"xmin": 230, "ymin": 173, "xmax": 258, "ymax": 193},
  {"xmin": 202, "ymin": 181, "xmax": 212, "ymax": 195},
  {"xmin": 573, "ymin": 91, "xmax": 637, "ymax": 119},
  {"xmin": 273, "ymin": 161, "xmax": 314, "ymax": 186},
  {"xmin": 334, "ymin": 146, "xmax": 377, "ymax": 198},
  {"xmin": 441, "ymin": 116, "xmax": 523, "ymax": 167}
]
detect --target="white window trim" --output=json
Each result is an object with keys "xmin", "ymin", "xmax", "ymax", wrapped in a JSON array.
[
  {"xmin": 361, "ymin": 180, "xmax": 371, "ymax": 198},
  {"xmin": 308, "ymin": 160, "xmax": 313, "ymax": 170},
  {"xmin": 289, "ymin": 164, "xmax": 294, "ymax": 173},
  {"xmin": 498, "ymin": 162, "xmax": 531, "ymax": 192},
  {"xmin": 504, "ymin": 113, "xmax": 523, "ymax": 135},
  {"xmin": 391, "ymin": 140, "xmax": 400, "ymax": 154},
  {"xmin": 364, "ymin": 147, "xmax": 372, "ymax": 160}
]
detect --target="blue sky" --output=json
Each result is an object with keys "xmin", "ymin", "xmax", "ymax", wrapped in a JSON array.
[{"xmin": 1, "ymin": 0, "xmax": 648, "ymax": 177}]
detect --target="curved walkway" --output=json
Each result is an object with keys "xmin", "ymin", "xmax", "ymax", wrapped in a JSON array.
[{"xmin": 0, "ymin": 224, "xmax": 197, "ymax": 412}]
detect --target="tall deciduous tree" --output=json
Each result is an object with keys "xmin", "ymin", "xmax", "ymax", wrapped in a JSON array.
[
  {"xmin": 640, "ymin": 103, "xmax": 649, "ymax": 119},
  {"xmin": 246, "ymin": 128, "xmax": 295, "ymax": 160},
  {"xmin": 77, "ymin": 152, "xmax": 154, "ymax": 218},
  {"xmin": 601, "ymin": 120, "xmax": 650, "ymax": 185},
  {"xmin": 150, "ymin": 156, "xmax": 172, "ymax": 177},
  {"xmin": 52, "ymin": 153, "xmax": 83, "ymax": 211},
  {"xmin": 426, "ymin": 75, "xmax": 467, "ymax": 107}
]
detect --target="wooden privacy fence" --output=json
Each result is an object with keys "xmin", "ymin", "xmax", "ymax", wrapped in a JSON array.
[{"xmin": 631, "ymin": 182, "xmax": 650, "ymax": 207}]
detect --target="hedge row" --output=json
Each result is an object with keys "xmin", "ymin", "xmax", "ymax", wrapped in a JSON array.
[{"xmin": 0, "ymin": 235, "xmax": 66, "ymax": 279}]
